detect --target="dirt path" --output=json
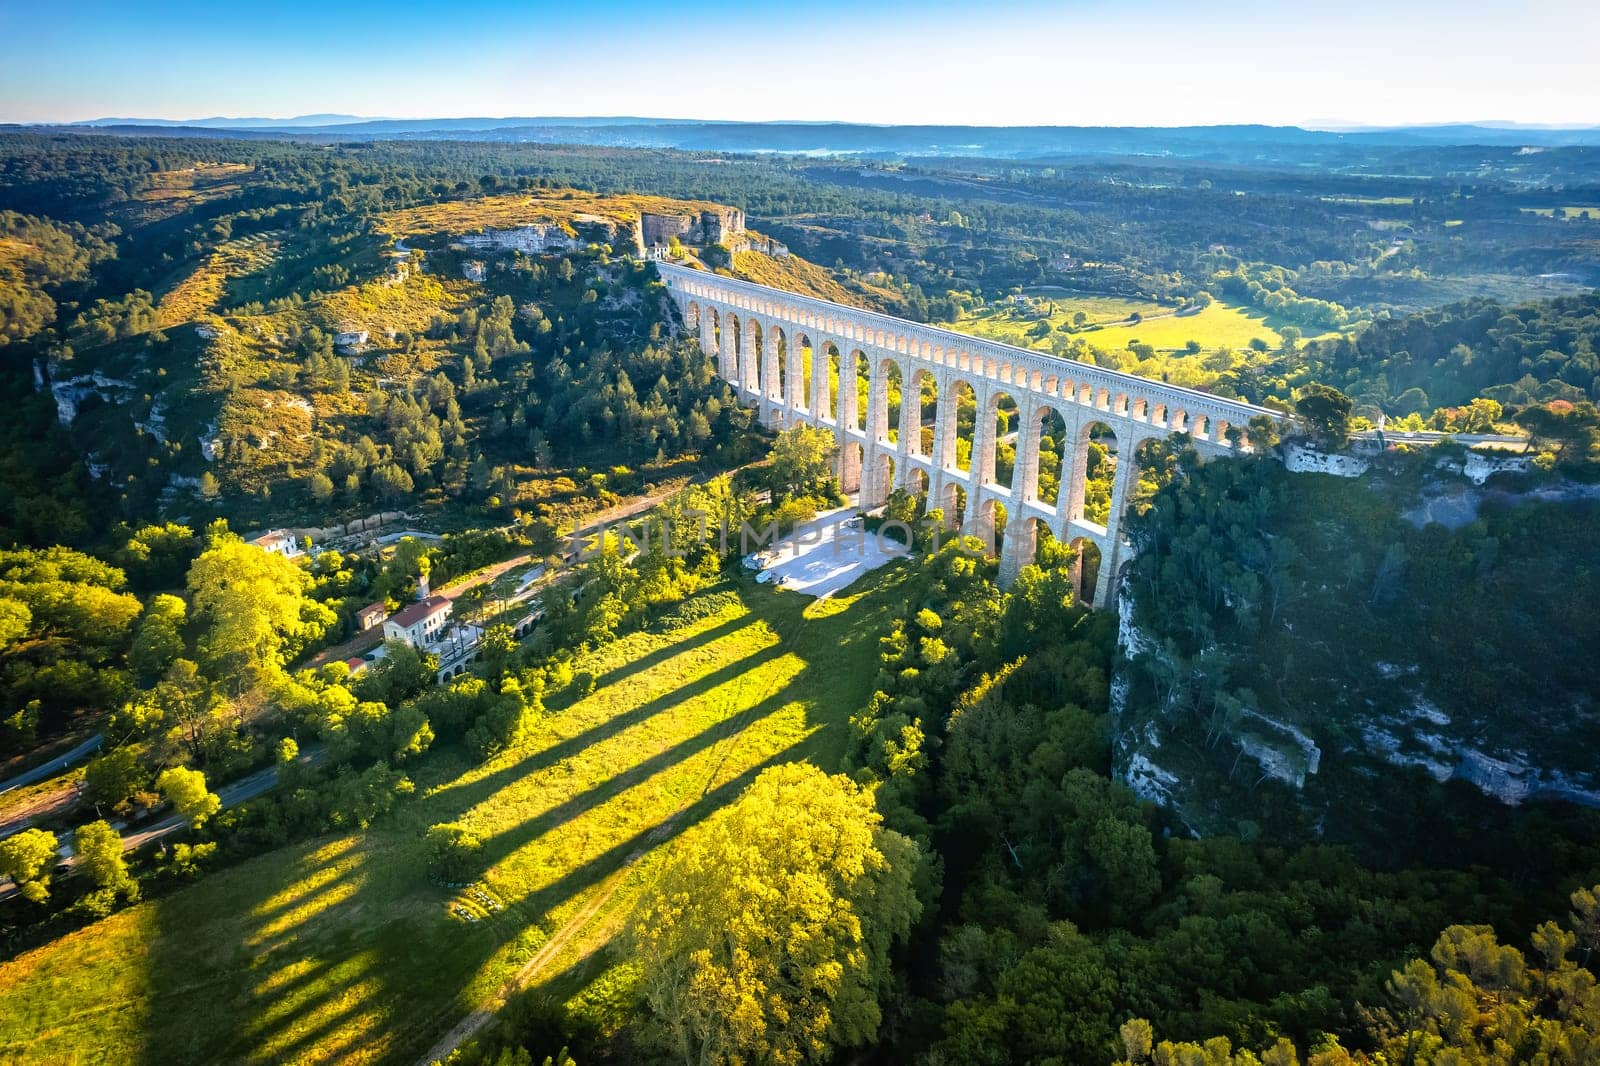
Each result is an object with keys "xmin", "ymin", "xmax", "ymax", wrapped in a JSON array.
[
  {"xmin": 435, "ymin": 554, "xmax": 535, "ymax": 599},
  {"xmin": 304, "ymin": 629, "xmax": 385, "ymax": 670},
  {"xmin": 0, "ymin": 783, "xmax": 80, "ymax": 839},
  {"xmin": 416, "ymin": 836, "xmax": 662, "ymax": 1065}
]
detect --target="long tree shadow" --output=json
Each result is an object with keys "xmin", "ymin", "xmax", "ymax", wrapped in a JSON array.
[
  {"xmin": 426, "ymin": 642, "xmax": 787, "ymax": 816},
  {"xmin": 580, "ymin": 611, "xmax": 753, "ymax": 694},
  {"xmin": 120, "ymin": 574, "xmax": 904, "ymax": 1065},
  {"xmin": 474, "ymin": 679, "xmax": 801, "ymax": 871},
  {"xmin": 415, "ymin": 741, "xmax": 826, "ymax": 1058}
]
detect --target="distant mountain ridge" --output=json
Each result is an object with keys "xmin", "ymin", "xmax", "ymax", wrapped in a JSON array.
[
  {"xmin": 77, "ymin": 114, "xmax": 369, "ymax": 128},
  {"xmin": 72, "ymin": 115, "xmax": 731, "ymax": 130},
  {"xmin": 29, "ymin": 118, "xmax": 1600, "ymax": 157}
]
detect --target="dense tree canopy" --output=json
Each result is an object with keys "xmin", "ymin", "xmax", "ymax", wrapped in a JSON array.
[{"xmin": 630, "ymin": 763, "xmax": 922, "ymax": 1066}]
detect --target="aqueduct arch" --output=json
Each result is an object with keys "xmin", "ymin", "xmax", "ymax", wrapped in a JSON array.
[{"xmin": 658, "ymin": 263, "xmax": 1280, "ymax": 607}]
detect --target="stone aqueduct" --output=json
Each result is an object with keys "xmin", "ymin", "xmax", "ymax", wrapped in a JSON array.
[{"xmin": 658, "ymin": 263, "xmax": 1281, "ymax": 606}]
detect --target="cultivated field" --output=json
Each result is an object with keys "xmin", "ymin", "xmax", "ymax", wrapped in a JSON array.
[
  {"xmin": 1520, "ymin": 205, "xmax": 1600, "ymax": 220},
  {"xmin": 947, "ymin": 296, "xmax": 1292, "ymax": 354},
  {"xmin": 0, "ymin": 570, "xmax": 906, "ymax": 1065}
]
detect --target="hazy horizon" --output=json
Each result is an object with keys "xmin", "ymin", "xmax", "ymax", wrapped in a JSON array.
[
  {"xmin": 3, "ymin": 0, "xmax": 1597, "ymax": 128},
  {"xmin": 40, "ymin": 113, "xmax": 1600, "ymax": 132}
]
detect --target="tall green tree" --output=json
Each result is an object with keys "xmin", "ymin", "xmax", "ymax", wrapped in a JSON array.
[
  {"xmin": 629, "ymin": 763, "xmax": 921, "ymax": 1066},
  {"xmin": 74, "ymin": 820, "xmax": 136, "ymax": 898},
  {"xmin": 156, "ymin": 766, "xmax": 221, "ymax": 829},
  {"xmin": 0, "ymin": 827, "xmax": 58, "ymax": 904},
  {"xmin": 128, "ymin": 592, "xmax": 187, "ymax": 683},
  {"xmin": 1293, "ymin": 383, "xmax": 1354, "ymax": 449},
  {"xmin": 769, "ymin": 424, "xmax": 837, "ymax": 501},
  {"xmin": 187, "ymin": 536, "xmax": 333, "ymax": 684}
]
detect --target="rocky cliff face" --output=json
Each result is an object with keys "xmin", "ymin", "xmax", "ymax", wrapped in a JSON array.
[
  {"xmin": 1114, "ymin": 629, "xmax": 1600, "ymax": 839},
  {"xmin": 454, "ymin": 215, "xmax": 639, "ymax": 255},
  {"xmin": 640, "ymin": 207, "xmax": 745, "ymax": 248},
  {"xmin": 1111, "ymin": 456, "xmax": 1600, "ymax": 840}
]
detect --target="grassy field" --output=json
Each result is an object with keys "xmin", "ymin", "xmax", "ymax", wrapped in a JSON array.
[
  {"xmin": 1076, "ymin": 303, "xmax": 1291, "ymax": 350},
  {"xmin": 947, "ymin": 297, "xmax": 1291, "ymax": 354},
  {"xmin": 156, "ymin": 232, "xmax": 283, "ymax": 326},
  {"xmin": 314, "ymin": 269, "xmax": 471, "ymax": 336},
  {"xmin": 0, "ymin": 568, "xmax": 907, "ymax": 1066},
  {"xmin": 731, "ymin": 250, "xmax": 901, "ymax": 308},
  {"xmin": 1520, "ymin": 206, "xmax": 1600, "ymax": 220}
]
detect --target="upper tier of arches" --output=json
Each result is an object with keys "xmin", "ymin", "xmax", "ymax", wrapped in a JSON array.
[{"xmin": 663, "ymin": 262, "xmax": 1281, "ymax": 447}]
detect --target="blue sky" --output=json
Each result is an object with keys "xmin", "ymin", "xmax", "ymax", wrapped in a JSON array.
[{"xmin": 2, "ymin": 0, "xmax": 1597, "ymax": 126}]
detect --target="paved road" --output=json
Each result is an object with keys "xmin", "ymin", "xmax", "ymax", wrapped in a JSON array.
[
  {"xmin": 0, "ymin": 733, "xmax": 102, "ymax": 796},
  {"xmin": 0, "ymin": 748, "xmax": 324, "ymax": 902}
]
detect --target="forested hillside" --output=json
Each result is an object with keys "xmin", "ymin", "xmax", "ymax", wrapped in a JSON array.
[
  {"xmin": 1, "ymin": 130, "xmax": 1599, "ymax": 1066},
  {"xmin": 1301, "ymin": 292, "xmax": 1600, "ymax": 412},
  {"xmin": 1120, "ymin": 449, "xmax": 1600, "ymax": 840}
]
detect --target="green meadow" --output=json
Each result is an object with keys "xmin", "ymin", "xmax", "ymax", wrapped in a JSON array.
[
  {"xmin": 0, "ymin": 569, "xmax": 907, "ymax": 1065},
  {"xmin": 946, "ymin": 296, "xmax": 1296, "ymax": 355},
  {"xmin": 1520, "ymin": 205, "xmax": 1600, "ymax": 220}
]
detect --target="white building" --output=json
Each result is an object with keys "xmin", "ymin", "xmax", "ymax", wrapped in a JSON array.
[
  {"xmin": 333, "ymin": 330, "xmax": 369, "ymax": 351},
  {"xmin": 383, "ymin": 595, "xmax": 451, "ymax": 647},
  {"xmin": 249, "ymin": 529, "xmax": 304, "ymax": 559}
]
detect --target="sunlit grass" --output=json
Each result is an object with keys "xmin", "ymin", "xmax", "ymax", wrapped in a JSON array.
[
  {"xmin": 376, "ymin": 190, "xmax": 734, "ymax": 239},
  {"xmin": 949, "ymin": 297, "xmax": 1297, "ymax": 354},
  {"xmin": 156, "ymin": 232, "xmax": 282, "ymax": 326},
  {"xmin": 1520, "ymin": 205, "xmax": 1600, "ymax": 220},
  {"xmin": 0, "ymin": 570, "xmax": 905, "ymax": 1065},
  {"xmin": 731, "ymin": 250, "xmax": 898, "ymax": 307}
]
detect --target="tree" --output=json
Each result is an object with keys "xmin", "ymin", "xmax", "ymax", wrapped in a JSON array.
[
  {"xmin": 83, "ymin": 747, "xmax": 146, "ymax": 810},
  {"xmin": 1516, "ymin": 400, "xmax": 1600, "ymax": 461},
  {"xmin": 1369, "ymin": 900, "xmax": 1600, "ymax": 1065},
  {"xmin": 74, "ymin": 820, "xmax": 135, "ymax": 897},
  {"xmin": 0, "ymin": 828, "xmax": 58, "ymax": 903},
  {"xmin": 769, "ymin": 424, "xmax": 837, "ymax": 501},
  {"xmin": 0, "ymin": 596, "xmax": 29, "ymax": 653},
  {"xmin": 308, "ymin": 471, "xmax": 335, "ymax": 503},
  {"xmin": 156, "ymin": 766, "xmax": 220, "ymax": 828},
  {"xmin": 474, "ymin": 623, "xmax": 517, "ymax": 678},
  {"xmin": 1294, "ymin": 382, "xmax": 1353, "ymax": 449},
  {"xmin": 425, "ymin": 822, "xmax": 483, "ymax": 883},
  {"xmin": 187, "ymin": 536, "xmax": 332, "ymax": 684},
  {"xmin": 132, "ymin": 658, "xmax": 227, "ymax": 762},
  {"xmin": 629, "ymin": 764, "xmax": 921, "ymax": 1066},
  {"xmin": 129, "ymin": 592, "xmax": 186, "ymax": 682},
  {"xmin": 1246, "ymin": 413, "xmax": 1281, "ymax": 452},
  {"xmin": 371, "ymin": 462, "xmax": 415, "ymax": 501},
  {"xmin": 355, "ymin": 639, "xmax": 438, "ymax": 706},
  {"xmin": 114, "ymin": 522, "xmax": 198, "ymax": 590},
  {"xmin": 1114, "ymin": 1021, "xmax": 1329, "ymax": 1065}
]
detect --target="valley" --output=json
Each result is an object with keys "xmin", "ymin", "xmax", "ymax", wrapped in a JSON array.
[{"xmin": 0, "ymin": 115, "xmax": 1597, "ymax": 1066}]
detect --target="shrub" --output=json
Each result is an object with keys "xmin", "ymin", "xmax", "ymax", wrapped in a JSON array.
[{"xmin": 426, "ymin": 822, "xmax": 484, "ymax": 884}]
